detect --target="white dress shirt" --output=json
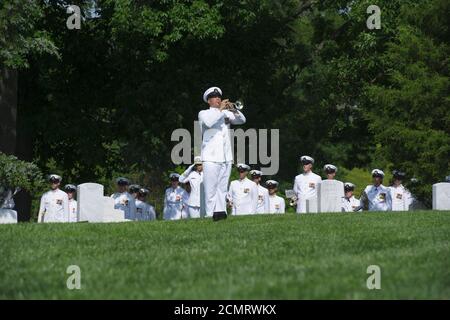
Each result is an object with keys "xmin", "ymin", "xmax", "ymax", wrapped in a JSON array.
[
  {"xmin": 389, "ymin": 184, "xmax": 413, "ymax": 211},
  {"xmin": 179, "ymin": 165, "xmax": 203, "ymax": 207},
  {"xmin": 364, "ymin": 184, "xmax": 392, "ymax": 211},
  {"xmin": 198, "ymin": 107, "xmax": 246, "ymax": 163},
  {"xmin": 135, "ymin": 199, "xmax": 156, "ymax": 221},
  {"xmin": 111, "ymin": 192, "xmax": 137, "ymax": 220},
  {"xmin": 268, "ymin": 194, "xmax": 285, "ymax": 214},
  {"xmin": 227, "ymin": 177, "xmax": 258, "ymax": 215},
  {"xmin": 68, "ymin": 199, "xmax": 78, "ymax": 222},
  {"xmin": 38, "ymin": 189, "xmax": 70, "ymax": 223},
  {"xmin": 293, "ymin": 171, "xmax": 322, "ymax": 213},
  {"xmin": 341, "ymin": 196, "xmax": 361, "ymax": 212},
  {"xmin": 256, "ymin": 184, "xmax": 270, "ymax": 214}
]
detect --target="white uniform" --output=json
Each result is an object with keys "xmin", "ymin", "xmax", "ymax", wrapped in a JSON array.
[
  {"xmin": 38, "ymin": 189, "xmax": 70, "ymax": 223},
  {"xmin": 341, "ymin": 196, "xmax": 361, "ymax": 212},
  {"xmin": 256, "ymin": 184, "xmax": 270, "ymax": 214},
  {"xmin": 293, "ymin": 171, "xmax": 322, "ymax": 213},
  {"xmin": 199, "ymin": 107, "xmax": 246, "ymax": 216},
  {"xmin": 268, "ymin": 195, "xmax": 285, "ymax": 214},
  {"xmin": 68, "ymin": 199, "xmax": 78, "ymax": 222},
  {"xmin": 179, "ymin": 165, "xmax": 203, "ymax": 218},
  {"xmin": 163, "ymin": 186, "xmax": 188, "ymax": 220},
  {"xmin": 227, "ymin": 178, "xmax": 258, "ymax": 215},
  {"xmin": 135, "ymin": 199, "xmax": 156, "ymax": 221},
  {"xmin": 111, "ymin": 192, "xmax": 136, "ymax": 220},
  {"xmin": 364, "ymin": 184, "xmax": 392, "ymax": 211},
  {"xmin": 389, "ymin": 185, "xmax": 413, "ymax": 211}
]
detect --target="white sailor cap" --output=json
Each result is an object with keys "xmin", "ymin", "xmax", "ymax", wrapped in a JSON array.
[
  {"xmin": 194, "ymin": 156, "xmax": 202, "ymax": 165},
  {"xmin": 300, "ymin": 155, "xmax": 314, "ymax": 164},
  {"xmin": 64, "ymin": 184, "xmax": 76, "ymax": 192},
  {"xmin": 116, "ymin": 177, "xmax": 130, "ymax": 185},
  {"xmin": 138, "ymin": 188, "xmax": 150, "ymax": 196},
  {"xmin": 266, "ymin": 180, "xmax": 279, "ymax": 187},
  {"xmin": 324, "ymin": 164, "xmax": 338, "ymax": 173},
  {"xmin": 169, "ymin": 173, "xmax": 180, "ymax": 180},
  {"xmin": 344, "ymin": 182, "xmax": 355, "ymax": 191},
  {"xmin": 48, "ymin": 174, "xmax": 62, "ymax": 182},
  {"xmin": 237, "ymin": 163, "xmax": 251, "ymax": 171},
  {"xmin": 371, "ymin": 169, "xmax": 385, "ymax": 178},
  {"xmin": 129, "ymin": 184, "xmax": 141, "ymax": 193},
  {"xmin": 250, "ymin": 170, "xmax": 263, "ymax": 177},
  {"xmin": 203, "ymin": 87, "xmax": 222, "ymax": 103}
]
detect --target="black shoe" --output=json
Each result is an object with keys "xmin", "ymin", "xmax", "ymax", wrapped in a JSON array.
[{"xmin": 213, "ymin": 211, "xmax": 227, "ymax": 221}]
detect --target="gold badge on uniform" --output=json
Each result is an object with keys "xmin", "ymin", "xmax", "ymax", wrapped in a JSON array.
[
  {"xmin": 309, "ymin": 183, "xmax": 315, "ymax": 189},
  {"xmin": 121, "ymin": 199, "xmax": 129, "ymax": 206},
  {"xmin": 176, "ymin": 195, "xmax": 181, "ymax": 201},
  {"xmin": 379, "ymin": 193, "xmax": 386, "ymax": 201},
  {"xmin": 56, "ymin": 199, "xmax": 63, "ymax": 205},
  {"xmin": 275, "ymin": 204, "xmax": 280, "ymax": 209},
  {"xmin": 244, "ymin": 188, "xmax": 250, "ymax": 193},
  {"xmin": 396, "ymin": 193, "xmax": 402, "ymax": 199}
]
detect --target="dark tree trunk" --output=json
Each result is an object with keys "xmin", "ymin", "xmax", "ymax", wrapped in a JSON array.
[{"xmin": 0, "ymin": 66, "xmax": 17, "ymax": 155}]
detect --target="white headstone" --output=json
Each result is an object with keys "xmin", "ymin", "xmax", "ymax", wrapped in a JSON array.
[
  {"xmin": 77, "ymin": 183, "xmax": 129, "ymax": 223},
  {"xmin": 317, "ymin": 180, "xmax": 344, "ymax": 213},
  {"xmin": 0, "ymin": 209, "xmax": 18, "ymax": 224},
  {"xmin": 306, "ymin": 197, "xmax": 318, "ymax": 213},
  {"xmin": 432, "ymin": 183, "xmax": 450, "ymax": 210}
]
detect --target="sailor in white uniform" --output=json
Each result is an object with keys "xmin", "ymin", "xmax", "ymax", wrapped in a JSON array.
[
  {"xmin": 163, "ymin": 173, "xmax": 189, "ymax": 220},
  {"xmin": 198, "ymin": 86, "xmax": 246, "ymax": 221},
  {"xmin": 64, "ymin": 184, "xmax": 78, "ymax": 222},
  {"xmin": 250, "ymin": 170, "xmax": 270, "ymax": 214},
  {"xmin": 389, "ymin": 170, "xmax": 413, "ymax": 211},
  {"xmin": 128, "ymin": 184, "xmax": 141, "ymax": 200},
  {"xmin": 179, "ymin": 156, "xmax": 203, "ymax": 219},
  {"xmin": 266, "ymin": 180, "xmax": 285, "ymax": 214},
  {"xmin": 38, "ymin": 174, "xmax": 70, "ymax": 223},
  {"xmin": 324, "ymin": 164, "xmax": 338, "ymax": 180},
  {"xmin": 227, "ymin": 164, "xmax": 258, "ymax": 215},
  {"xmin": 293, "ymin": 156, "xmax": 322, "ymax": 213},
  {"xmin": 361, "ymin": 169, "xmax": 392, "ymax": 211},
  {"xmin": 341, "ymin": 182, "xmax": 361, "ymax": 212},
  {"xmin": 111, "ymin": 177, "xmax": 137, "ymax": 220},
  {"xmin": 135, "ymin": 188, "xmax": 156, "ymax": 221}
]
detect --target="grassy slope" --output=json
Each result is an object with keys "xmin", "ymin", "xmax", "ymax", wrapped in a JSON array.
[{"xmin": 0, "ymin": 211, "xmax": 449, "ymax": 299}]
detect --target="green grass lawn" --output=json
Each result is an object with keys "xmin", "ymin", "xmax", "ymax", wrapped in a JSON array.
[{"xmin": 0, "ymin": 211, "xmax": 449, "ymax": 299}]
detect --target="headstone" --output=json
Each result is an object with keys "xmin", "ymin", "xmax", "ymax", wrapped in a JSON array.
[
  {"xmin": 432, "ymin": 183, "xmax": 450, "ymax": 210},
  {"xmin": 306, "ymin": 197, "xmax": 318, "ymax": 213},
  {"xmin": 0, "ymin": 209, "xmax": 17, "ymax": 224},
  {"xmin": 77, "ymin": 183, "xmax": 129, "ymax": 223},
  {"xmin": 317, "ymin": 180, "xmax": 344, "ymax": 213}
]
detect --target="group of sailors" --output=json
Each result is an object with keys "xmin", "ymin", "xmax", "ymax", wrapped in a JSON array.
[{"xmin": 33, "ymin": 153, "xmax": 414, "ymax": 223}]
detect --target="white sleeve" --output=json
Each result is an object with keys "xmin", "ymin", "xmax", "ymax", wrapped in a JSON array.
[
  {"xmin": 63, "ymin": 192, "xmax": 70, "ymax": 221},
  {"xmin": 293, "ymin": 177, "xmax": 299, "ymax": 196},
  {"xmin": 280, "ymin": 198, "xmax": 286, "ymax": 213},
  {"xmin": 251, "ymin": 184, "xmax": 258, "ymax": 214},
  {"xmin": 264, "ymin": 189, "xmax": 270, "ymax": 213},
  {"xmin": 199, "ymin": 110, "xmax": 225, "ymax": 128},
  {"xmin": 38, "ymin": 194, "xmax": 46, "ymax": 223},
  {"xmin": 226, "ymin": 110, "xmax": 246, "ymax": 125},
  {"xmin": 227, "ymin": 182, "xmax": 234, "ymax": 203},
  {"xmin": 129, "ymin": 196, "xmax": 137, "ymax": 220},
  {"xmin": 179, "ymin": 165, "xmax": 195, "ymax": 183}
]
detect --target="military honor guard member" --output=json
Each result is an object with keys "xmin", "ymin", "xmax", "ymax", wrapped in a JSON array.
[
  {"xmin": 293, "ymin": 155, "xmax": 322, "ymax": 213},
  {"xmin": 38, "ymin": 174, "xmax": 70, "ymax": 223},
  {"xmin": 389, "ymin": 170, "xmax": 413, "ymax": 211},
  {"xmin": 266, "ymin": 180, "xmax": 285, "ymax": 214},
  {"xmin": 163, "ymin": 173, "xmax": 189, "ymax": 220},
  {"xmin": 135, "ymin": 188, "xmax": 156, "ymax": 221},
  {"xmin": 179, "ymin": 156, "xmax": 204, "ymax": 219},
  {"xmin": 64, "ymin": 184, "xmax": 78, "ymax": 222},
  {"xmin": 250, "ymin": 169, "xmax": 270, "ymax": 214},
  {"xmin": 198, "ymin": 86, "xmax": 246, "ymax": 221},
  {"xmin": 341, "ymin": 182, "xmax": 361, "ymax": 212},
  {"xmin": 111, "ymin": 177, "xmax": 137, "ymax": 220},
  {"xmin": 324, "ymin": 164, "xmax": 338, "ymax": 180},
  {"xmin": 361, "ymin": 169, "xmax": 392, "ymax": 211},
  {"xmin": 227, "ymin": 164, "xmax": 258, "ymax": 215}
]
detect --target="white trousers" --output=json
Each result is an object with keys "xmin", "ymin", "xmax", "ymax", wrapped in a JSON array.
[
  {"xmin": 186, "ymin": 205, "xmax": 201, "ymax": 219},
  {"xmin": 202, "ymin": 162, "xmax": 232, "ymax": 216}
]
